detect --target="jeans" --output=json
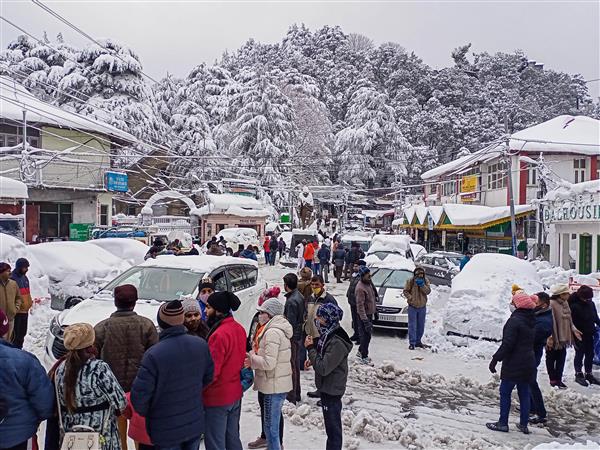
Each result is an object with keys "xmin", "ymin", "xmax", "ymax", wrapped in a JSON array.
[
  {"xmin": 574, "ymin": 337, "xmax": 595, "ymax": 374},
  {"xmin": 155, "ymin": 436, "xmax": 201, "ymax": 450},
  {"xmin": 321, "ymin": 393, "xmax": 343, "ymax": 450},
  {"xmin": 546, "ymin": 347, "xmax": 567, "ymax": 383},
  {"xmin": 0, "ymin": 441, "xmax": 27, "ymax": 450},
  {"xmin": 204, "ymin": 400, "xmax": 243, "ymax": 450},
  {"xmin": 11, "ymin": 313, "xmax": 28, "ymax": 349},
  {"xmin": 334, "ymin": 265, "xmax": 343, "ymax": 282},
  {"xmin": 530, "ymin": 344, "xmax": 547, "ymax": 418},
  {"xmin": 321, "ymin": 263, "xmax": 330, "ymax": 283},
  {"xmin": 407, "ymin": 306, "xmax": 426, "ymax": 346},
  {"xmin": 304, "ymin": 260, "xmax": 312, "ymax": 270},
  {"xmin": 499, "ymin": 380, "xmax": 530, "ymax": 427},
  {"xmin": 314, "ymin": 262, "xmax": 321, "ymax": 275},
  {"xmin": 349, "ymin": 303, "xmax": 359, "ymax": 339},
  {"xmin": 270, "ymin": 251, "xmax": 277, "ymax": 266},
  {"xmin": 357, "ymin": 315, "xmax": 372, "ymax": 358},
  {"xmin": 263, "ymin": 392, "xmax": 286, "ymax": 450},
  {"xmin": 264, "ymin": 252, "xmax": 270, "ymax": 264},
  {"xmin": 288, "ymin": 339, "xmax": 301, "ymax": 403}
]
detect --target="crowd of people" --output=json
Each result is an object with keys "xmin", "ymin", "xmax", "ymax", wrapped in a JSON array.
[{"xmin": 486, "ymin": 283, "xmax": 600, "ymax": 435}]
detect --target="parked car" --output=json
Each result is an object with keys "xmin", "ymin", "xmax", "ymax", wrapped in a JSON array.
[
  {"xmin": 366, "ymin": 234, "xmax": 416, "ymax": 261},
  {"xmin": 44, "ymin": 255, "xmax": 265, "ymax": 365},
  {"xmin": 341, "ymin": 232, "xmax": 373, "ymax": 253},
  {"xmin": 216, "ymin": 227, "xmax": 260, "ymax": 253},
  {"xmin": 87, "ymin": 238, "xmax": 149, "ymax": 266},
  {"xmin": 415, "ymin": 252, "xmax": 463, "ymax": 286},
  {"xmin": 369, "ymin": 257, "xmax": 415, "ymax": 331}
]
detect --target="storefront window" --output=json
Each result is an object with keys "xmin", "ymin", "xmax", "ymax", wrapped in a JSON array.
[{"xmin": 39, "ymin": 203, "xmax": 72, "ymax": 238}]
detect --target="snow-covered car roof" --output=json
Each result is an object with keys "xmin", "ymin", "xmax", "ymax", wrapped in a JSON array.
[
  {"xmin": 341, "ymin": 232, "xmax": 373, "ymax": 243},
  {"xmin": 0, "ymin": 233, "xmax": 49, "ymax": 298},
  {"xmin": 443, "ymin": 253, "xmax": 543, "ymax": 340},
  {"xmin": 365, "ymin": 253, "xmax": 415, "ymax": 271},
  {"xmin": 0, "ymin": 176, "xmax": 28, "ymax": 199},
  {"xmin": 87, "ymin": 238, "xmax": 149, "ymax": 266},
  {"xmin": 217, "ymin": 227, "xmax": 258, "ymax": 239},
  {"xmin": 367, "ymin": 234, "xmax": 412, "ymax": 254},
  {"xmin": 140, "ymin": 255, "xmax": 258, "ymax": 273}
]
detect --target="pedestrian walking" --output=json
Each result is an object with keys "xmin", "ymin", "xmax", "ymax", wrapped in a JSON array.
[
  {"xmin": 131, "ymin": 301, "xmax": 214, "ymax": 450},
  {"xmin": 295, "ymin": 240, "xmax": 305, "ymax": 272},
  {"xmin": 278, "ymin": 238, "xmax": 286, "ymax": 260},
  {"xmin": 182, "ymin": 298, "xmax": 209, "ymax": 339},
  {"xmin": 305, "ymin": 303, "xmax": 351, "ymax": 450},
  {"xmin": 346, "ymin": 260, "xmax": 366, "ymax": 343},
  {"xmin": 203, "ymin": 292, "xmax": 247, "ymax": 450},
  {"xmin": 486, "ymin": 292, "xmax": 537, "ymax": 435},
  {"xmin": 569, "ymin": 285, "xmax": 600, "ymax": 386},
  {"xmin": 318, "ymin": 240, "xmax": 332, "ymax": 283},
  {"xmin": 305, "ymin": 275, "xmax": 338, "ymax": 399},
  {"xmin": 94, "ymin": 284, "xmax": 159, "ymax": 449},
  {"xmin": 269, "ymin": 235, "xmax": 279, "ymax": 266},
  {"xmin": 9, "ymin": 259, "xmax": 32, "ymax": 349},
  {"xmin": 530, "ymin": 292, "xmax": 553, "ymax": 424},
  {"xmin": 343, "ymin": 242, "xmax": 364, "ymax": 281},
  {"xmin": 297, "ymin": 267, "xmax": 313, "ymax": 302},
  {"xmin": 0, "ymin": 309, "xmax": 54, "ymax": 450},
  {"xmin": 263, "ymin": 237, "xmax": 271, "ymax": 265},
  {"xmin": 546, "ymin": 284, "xmax": 582, "ymax": 388},
  {"xmin": 403, "ymin": 267, "xmax": 431, "ymax": 350},
  {"xmin": 0, "ymin": 262, "xmax": 22, "ymax": 341},
  {"xmin": 354, "ymin": 266, "xmax": 378, "ymax": 365},
  {"xmin": 304, "ymin": 240, "xmax": 315, "ymax": 270},
  {"xmin": 245, "ymin": 299, "xmax": 293, "ymax": 450},
  {"xmin": 312, "ymin": 240, "xmax": 321, "ymax": 275},
  {"xmin": 332, "ymin": 244, "xmax": 346, "ymax": 283},
  {"xmin": 283, "ymin": 273, "xmax": 306, "ymax": 404},
  {"xmin": 55, "ymin": 323, "xmax": 127, "ymax": 450}
]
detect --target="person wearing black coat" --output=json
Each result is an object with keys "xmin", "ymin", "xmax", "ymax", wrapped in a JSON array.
[
  {"xmin": 283, "ymin": 273, "xmax": 306, "ymax": 404},
  {"xmin": 269, "ymin": 235, "xmax": 279, "ymax": 266},
  {"xmin": 569, "ymin": 285, "xmax": 600, "ymax": 386},
  {"xmin": 486, "ymin": 292, "xmax": 536, "ymax": 435},
  {"xmin": 529, "ymin": 292, "xmax": 553, "ymax": 424},
  {"xmin": 332, "ymin": 245, "xmax": 346, "ymax": 283},
  {"xmin": 346, "ymin": 260, "xmax": 367, "ymax": 342}
]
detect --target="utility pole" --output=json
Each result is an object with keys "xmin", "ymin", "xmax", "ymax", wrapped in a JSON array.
[
  {"xmin": 22, "ymin": 110, "xmax": 27, "ymax": 242},
  {"xmin": 504, "ymin": 116, "xmax": 518, "ymax": 256}
]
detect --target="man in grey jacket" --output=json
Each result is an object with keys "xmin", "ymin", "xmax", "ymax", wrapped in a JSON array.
[
  {"xmin": 283, "ymin": 273, "xmax": 305, "ymax": 403},
  {"xmin": 354, "ymin": 266, "xmax": 378, "ymax": 364},
  {"xmin": 305, "ymin": 303, "xmax": 351, "ymax": 450}
]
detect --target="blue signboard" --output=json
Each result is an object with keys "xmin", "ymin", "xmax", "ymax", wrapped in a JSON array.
[{"xmin": 106, "ymin": 172, "xmax": 128, "ymax": 192}]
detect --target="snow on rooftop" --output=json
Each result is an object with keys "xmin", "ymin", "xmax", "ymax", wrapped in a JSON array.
[
  {"xmin": 0, "ymin": 76, "xmax": 136, "ymax": 142},
  {"xmin": 403, "ymin": 206, "xmax": 416, "ymax": 224},
  {"xmin": 140, "ymin": 254, "xmax": 257, "ymax": 272},
  {"xmin": 510, "ymin": 115, "xmax": 600, "ymax": 155},
  {"xmin": 442, "ymin": 204, "xmax": 535, "ymax": 226},
  {"xmin": 428, "ymin": 205, "xmax": 444, "ymax": 224},
  {"xmin": 367, "ymin": 234, "xmax": 413, "ymax": 254},
  {"xmin": 0, "ymin": 176, "xmax": 28, "ymax": 199},
  {"xmin": 421, "ymin": 144, "xmax": 503, "ymax": 180},
  {"xmin": 542, "ymin": 179, "xmax": 600, "ymax": 202},
  {"xmin": 415, "ymin": 205, "xmax": 428, "ymax": 224}
]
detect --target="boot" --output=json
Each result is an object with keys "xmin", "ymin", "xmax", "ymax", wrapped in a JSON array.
[
  {"xmin": 575, "ymin": 373, "xmax": 589, "ymax": 387},
  {"xmin": 247, "ymin": 437, "xmax": 267, "ymax": 449},
  {"xmin": 585, "ymin": 373, "xmax": 600, "ymax": 385},
  {"xmin": 516, "ymin": 424, "xmax": 530, "ymax": 435},
  {"xmin": 486, "ymin": 422, "xmax": 509, "ymax": 432}
]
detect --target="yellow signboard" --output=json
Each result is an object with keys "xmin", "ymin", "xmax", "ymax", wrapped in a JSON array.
[{"xmin": 460, "ymin": 175, "xmax": 477, "ymax": 193}]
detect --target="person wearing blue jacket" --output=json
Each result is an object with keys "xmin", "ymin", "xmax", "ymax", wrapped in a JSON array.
[
  {"xmin": 317, "ymin": 243, "xmax": 331, "ymax": 283},
  {"xmin": 0, "ymin": 309, "xmax": 54, "ymax": 450},
  {"xmin": 131, "ymin": 300, "xmax": 214, "ymax": 450},
  {"xmin": 529, "ymin": 292, "xmax": 553, "ymax": 424},
  {"xmin": 459, "ymin": 252, "xmax": 471, "ymax": 271}
]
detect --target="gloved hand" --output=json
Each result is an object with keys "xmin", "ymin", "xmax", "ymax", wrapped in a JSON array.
[
  {"xmin": 488, "ymin": 359, "xmax": 497, "ymax": 374},
  {"xmin": 415, "ymin": 278, "xmax": 425, "ymax": 287},
  {"xmin": 363, "ymin": 320, "xmax": 373, "ymax": 334}
]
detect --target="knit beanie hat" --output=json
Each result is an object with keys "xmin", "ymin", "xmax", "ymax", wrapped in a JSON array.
[
  {"xmin": 258, "ymin": 286, "xmax": 281, "ymax": 306},
  {"xmin": 358, "ymin": 266, "xmax": 370, "ymax": 277},
  {"xmin": 577, "ymin": 285, "xmax": 594, "ymax": 300},
  {"xmin": 511, "ymin": 284, "xmax": 524, "ymax": 295},
  {"xmin": 15, "ymin": 258, "xmax": 29, "ymax": 271},
  {"xmin": 182, "ymin": 298, "xmax": 201, "ymax": 314},
  {"xmin": 0, "ymin": 309, "xmax": 9, "ymax": 338},
  {"xmin": 550, "ymin": 284, "xmax": 570, "ymax": 296},
  {"xmin": 257, "ymin": 298, "xmax": 285, "ymax": 317},
  {"xmin": 63, "ymin": 323, "xmax": 95, "ymax": 351},
  {"xmin": 300, "ymin": 267, "xmax": 313, "ymax": 280},
  {"xmin": 207, "ymin": 291, "xmax": 241, "ymax": 314},
  {"xmin": 114, "ymin": 284, "xmax": 138, "ymax": 309},
  {"xmin": 198, "ymin": 276, "xmax": 215, "ymax": 292},
  {"xmin": 357, "ymin": 260, "xmax": 367, "ymax": 267},
  {"xmin": 512, "ymin": 292, "xmax": 536, "ymax": 310},
  {"xmin": 157, "ymin": 300, "xmax": 185, "ymax": 329}
]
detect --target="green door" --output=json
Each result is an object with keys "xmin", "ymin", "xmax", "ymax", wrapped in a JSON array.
[{"xmin": 579, "ymin": 235, "xmax": 592, "ymax": 275}]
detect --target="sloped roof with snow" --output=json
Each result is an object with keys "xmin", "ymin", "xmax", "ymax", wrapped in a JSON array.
[
  {"xmin": 0, "ymin": 76, "xmax": 135, "ymax": 142},
  {"xmin": 421, "ymin": 143, "xmax": 504, "ymax": 180},
  {"xmin": 442, "ymin": 204, "xmax": 535, "ymax": 226},
  {"xmin": 196, "ymin": 193, "xmax": 269, "ymax": 218},
  {"xmin": 542, "ymin": 180, "xmax": 600, "ymax": 202},
  {"xmin": 0, "ymin": 176, "xmax": 28, "ymax": 199},
  {"xmin": 510, "ymin": 115, "xmax": 600, "ymax": 155}
]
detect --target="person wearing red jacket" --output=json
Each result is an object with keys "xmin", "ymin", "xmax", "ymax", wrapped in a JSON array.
[
  {"xmin": 123, "ymin": 392, "xmax": 153, "ymax": 450},
  {"xmin": 203, "ymin": 291, "xmax": 247, "ymax": 450},
  {"xmin": 303, "ymin": 241, "xmax": 315, "ymax": 270}
]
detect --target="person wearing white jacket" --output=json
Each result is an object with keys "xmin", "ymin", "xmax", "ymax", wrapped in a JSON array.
[{"xmin": 245, "ymin": 298, "xmax": 293, "ymax": 450}]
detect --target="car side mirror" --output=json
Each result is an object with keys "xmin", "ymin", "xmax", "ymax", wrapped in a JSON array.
[{"xmin": 64, "ymin": 296, "xmax": 83, "ymax": 309}]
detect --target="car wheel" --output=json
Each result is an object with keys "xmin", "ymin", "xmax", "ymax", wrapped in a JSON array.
[{"xmin": 64, "ymin": 296, "xmax": 83, "ymax": 309}]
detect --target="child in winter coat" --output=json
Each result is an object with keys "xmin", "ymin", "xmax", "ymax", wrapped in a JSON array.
[
  {"xmin": 486, "ymin": 292, "xmax": 537, "ymax": 435},
  {"xmin": 123, "ymin": 392, "xmax": 153, "ymax": 450}
]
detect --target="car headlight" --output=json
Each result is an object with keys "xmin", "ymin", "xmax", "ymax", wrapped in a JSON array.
[{"xmin": 50, "ymin": 316, "xmax": 64, "ymax": 338}]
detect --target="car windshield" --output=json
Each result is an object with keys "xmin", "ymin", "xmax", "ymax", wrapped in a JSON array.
[
  {"xmin": 382, "ymin": 270, "xmax": 412, "ymax": 289},
  {"xmin": 447, "ymin": 257, "xmax": 462, "ymax": 267},
  {"xmin": 102, "ymin": 267, "xmax": 205, "ymax": 302},
  {"xmin": 370, "ymin": 268, "xmax": 393, "ymax": 286}
]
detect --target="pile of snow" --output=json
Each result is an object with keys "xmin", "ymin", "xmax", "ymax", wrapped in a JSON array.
[
  {"xmin": 28, "ymin": 241, "xmax": 131, "ymax": 303},
  {"xmin": 443, "ymin": 253, "xmax": 543, "ymax": 340},
  {"xmin": 367, "ymin": 234, "xmax": 412, "ymax": 254},
  {"xmin": 216, "ymin": 227, "xmax": 259, "ymax": 249},
  {"xmin": 531, "ymin": 441, "xmax": 600, "ymax": 449},
  {"xmin": 87, "ymin": 238, "xmax": 149, "ymax": 265},
  {"xmin": 442, "ymin": 203, "xmax": 535, "ymax": 226},
  {"xmin": 542, "ymin": 179, "xmax": 600, "ymax": 203},
  {"xmin": 0, "ymin": 175, "xmax": 28, "ymax": 198},
  {"xmin": 167, "ymin": 230, "xmax": 193, "ymax": 248},
  {"xmin": 365, "ymin": 253, "xmax": 415, "ymax": 271},
  {"xmin": 0, "ymin": 233, "xmax": 49, "ymax": 299}
]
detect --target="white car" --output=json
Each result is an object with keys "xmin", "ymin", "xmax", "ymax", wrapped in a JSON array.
[
  {"xmin": 87, "ymin": 238, "xmax": 149, "ymax": 266},
  {"xmin": 366, "ymin": 234, "xmax": 417, "ymax": 261},
  {"xmin": 442, "ymin": 253, "xmax": 543, "ymax": 341},
  {"xmin": 369, "ymin": 257, "xmax": 416, "ymax": 331},
  {"xmin": 216, "ymin": 228, "xmax": 260, "ymax": 253},
  {"xmin": 44, "ymin": 255, "xmax": 265, "ymax": 365}
]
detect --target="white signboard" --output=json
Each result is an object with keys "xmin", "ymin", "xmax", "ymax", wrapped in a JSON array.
[{"xmin": 543, "ymin": 201, "xmax": 600, "ymax": 223}]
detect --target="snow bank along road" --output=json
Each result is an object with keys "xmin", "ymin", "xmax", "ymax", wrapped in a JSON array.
[{"xmin": 26, "ymin": 261, "xmax": 600, "ymax": 449}]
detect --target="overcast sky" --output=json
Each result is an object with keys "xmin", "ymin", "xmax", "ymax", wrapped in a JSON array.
[{"xmin": 2, "ymin": 1, "xmax": 599, "ymax": 98}]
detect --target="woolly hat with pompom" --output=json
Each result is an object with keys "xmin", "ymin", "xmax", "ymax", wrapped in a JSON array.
[{"xmin": 512, "ymin": 292, "xmax": 537, "ymax": 310}]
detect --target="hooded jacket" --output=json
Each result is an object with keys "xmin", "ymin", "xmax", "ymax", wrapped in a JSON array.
[
  {"xmin": 332, "ymin": 247, "xmax": 346, "ymax": 267},
  {"xmin": 10, "ymin": 259, "xmax": 32, "ymax": 313},
  {"xmin": 250, "ymin": 315, "xmax": 293, "ymax": 395},
  {"xmin": 307, "ymin": 327, "xmax": 352, "ymax": 396},
  {"xmin": 240, "ymin": 249, "xmax": 257, "ymax": 261},
  {"xmin": 355, "ymin": 279, "xmax": 378, "ymax": 320},
  {"xmin": 283, "ymin": 289, "xmax": 305, "ymax": 341},
  {"xmin": 403, "ymin": 268, "xmax": 431, "ymax": 308},
  {"xmin": 317, "ymin": 245, "xmax": 331, "ymax": 264},
  {"xmin": 492, "ymin": 309, "xmax": 536, "ymax": 382},
  {"xmin": 0, "ymin": 278, "xmax": 22, "ymax": 320},
  {"xmin": 304, "ymin": 290, "xmax": 338, "ymax": 338},
  {"xmin": 569, "ymin": 292, "xmax": 600, "ymax": 337}
]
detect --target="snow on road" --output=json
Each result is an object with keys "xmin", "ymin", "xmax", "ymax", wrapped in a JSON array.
[{"xmin": 24, "ymin": 259, "xmax": 600, "ymax": 449}]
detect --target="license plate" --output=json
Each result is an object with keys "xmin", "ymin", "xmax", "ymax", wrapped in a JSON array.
[{"xmin": 378, "ymin": 314, "xmax": 401, "ymax": 322}]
